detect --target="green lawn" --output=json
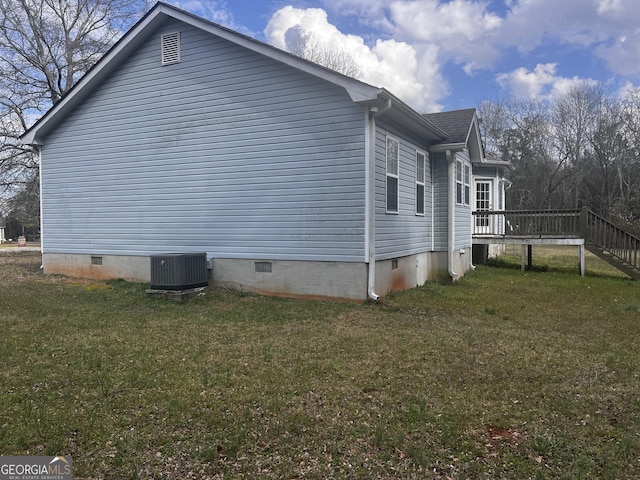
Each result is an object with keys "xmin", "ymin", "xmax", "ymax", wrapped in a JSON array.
[{"xmin": 1, "ymin": 251, "xmax": 639, "ymax": 479}]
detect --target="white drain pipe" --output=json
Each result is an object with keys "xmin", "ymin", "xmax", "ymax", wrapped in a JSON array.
[
  {"xmin": 366, "ymin": 99, "xmax": 392, "ymax": 301},
  {"xmin": 446, "ymin": 149, "xmax": 458, "ymax": 280}
]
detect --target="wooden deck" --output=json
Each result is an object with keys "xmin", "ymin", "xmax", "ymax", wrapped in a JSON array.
[{"xmin": 472, "ymin": 208, "xmax": 640, "ymax": 279}]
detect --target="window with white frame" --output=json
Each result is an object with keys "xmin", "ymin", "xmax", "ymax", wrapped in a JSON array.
[
  {"xmin": 456, "ymin": 160, "xmax": 471, "ymax": 206},
  {"xmin": 386, "ymin": 137, "xmax": 399, "ymax": 213},
  {"xmin": 464, "ymin": 163, "xmax": 470, "ymax": 206},
  {"xmin": 416, "ymin": 151, "xmax": 425, "ymax": 215},
  {"xmin": 456, "ymin": 159, "xmax": 463, "ymax": 205}
]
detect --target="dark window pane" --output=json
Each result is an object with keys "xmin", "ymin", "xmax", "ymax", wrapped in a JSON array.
[
  {"xmin": 387, "ymin": 176, "xmax": 398, "ymax": 212},
  {"xmin": 416, "ymin": 184, "xmax": 424, "ymax": 214}
]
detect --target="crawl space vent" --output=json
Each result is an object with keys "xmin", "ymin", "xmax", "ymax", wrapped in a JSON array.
[{"xmin": 161, "ymin": 32, "xmax": 180, "ymax": 65}]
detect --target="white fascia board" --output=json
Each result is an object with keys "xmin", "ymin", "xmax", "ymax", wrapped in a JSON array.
[
  {"xmin": 367, "ymin": 89, "xmax": 448, "ymax": 142},
  {"xmin": 429, "ymin": 142, "xmax": 466, "ymax": 153},
  {"xmin": 21, "ymin": 2, "xmax": 382, "ymax": 145},
  {"xmin": 20, "ymin": 7, "xmax": 167, "ymax": 145},
  {"xmin": 164, "ymin": 5, "xmax": 382, "ymax": 103}
]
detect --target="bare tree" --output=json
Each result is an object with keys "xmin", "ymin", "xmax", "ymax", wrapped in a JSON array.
[
  {"xmin": 479, "ymin": 97, "xmax": 564, "ymax": 209},
  {"xmin": 552, "ymin": 85, "xmax": 602, "ymax": 208},
  {"xmin": 0, "ymin": 0, "xmax": 149, "ymax": 197},
  {"xmin": 285, "ymin": 26, "xmax": 362, "ymax": 79},
  {"xmin": 480, "ymin": 85, "xmax": 640, "ymax": 234}
]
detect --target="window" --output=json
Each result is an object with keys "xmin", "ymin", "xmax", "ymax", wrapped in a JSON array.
[
  {"xmin": 464, "ymin": 164, "xmax": 471, "ymax": 206},
  {"xmin": 456, "ymin": 160, "xmax": 471, "ymax": 206},
  {"xmin": 386, "ymin": 137, "xmax": 399, "ymax": 213},
  {"xmin": 416, "ymin": 151, "xmax": 425, "ymax": 215},
  {"xmin": 456, "ymin": 160, "xmax": 463, "ymax": 205}
]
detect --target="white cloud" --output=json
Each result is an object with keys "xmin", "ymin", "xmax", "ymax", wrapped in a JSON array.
[
  {"xmin": 264, "ymin": 6, "xmax": 448, "ymax": 111},
  {"xmin": 181, "ymin": 0, "xmax": 640, "ymax": 111},
  {"xmin": 388, "ymin": 0, "xmax": 502, "ymax": 72},
  {"xmin": 617, "ymin": 81, "xmax": 639, "ymax": 99},
  {"xmin": 596, "ymin": 31, "xmax": 640, "ymax": 77},
  {"xmin": 166, "ymin": 0, "xmax": 250, "ymax": 34},
  {"xmin": 323, "ymin": 0, "xmax": 640, "ymax": 80},
  {"xmin": 497, "ymin": 63, "xmax": 598, "ymax": 99}
]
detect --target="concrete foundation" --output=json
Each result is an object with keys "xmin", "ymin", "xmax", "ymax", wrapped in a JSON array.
[
  {"xmin": 43, "ymin": 250, "xmax": 475, "ymax": 302},
  {"xmin": 44, "ymin": 253, "xmax": 151, "ymax": 281},
  {"xmin": 374, "ymin": 253, "xmax": 430, "ymax": 296},
  {"xmin": 211, "ymin": 258, "xmax": 368, "ymax": 302}
]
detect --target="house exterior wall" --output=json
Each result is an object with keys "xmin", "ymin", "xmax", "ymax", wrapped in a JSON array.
[
  {"xmin": 31, "ymin": 10, "xmax": 485, "ymax": 300},
  {"xmin": 39, "ymin": 18, "xmax": 368, "ymax": 270},
  {"xmin": 374, "ymin": 120, "xmax": 433, "ymax": 260},
  {"xmin": 454, "ymin": 151, "xmax": 472, "ymax": 251},
  {"xmin": 430, "ymin": 150, "xmax": 473, "ymax": 279},
  {"xmin": 432, "ymin": 152, "xmax": 448, "ymax": 251}
]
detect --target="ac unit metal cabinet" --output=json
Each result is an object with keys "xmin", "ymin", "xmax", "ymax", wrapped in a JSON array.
[{"xmin": 150, "ymin": 252, "xmax": 208, "ymax": 290}]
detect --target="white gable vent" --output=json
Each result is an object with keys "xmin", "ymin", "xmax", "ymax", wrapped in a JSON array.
[{"xmin": 161, "ymin": 32, "xmax": 180, "ymax": 65}]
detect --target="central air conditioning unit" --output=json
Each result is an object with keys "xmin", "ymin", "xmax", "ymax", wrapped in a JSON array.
[{"xmin": 150, "ymin": 252, "xmax": 209, "ymax": 290}]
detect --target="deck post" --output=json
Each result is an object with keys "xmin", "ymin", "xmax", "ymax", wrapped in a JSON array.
[
  {"xmin": 580, "ymin": 206, "xmax": 588, "ymax": 239},
  {"xmin": 579, "ymin": 243, "xmax": 585, "ymax": 277}
]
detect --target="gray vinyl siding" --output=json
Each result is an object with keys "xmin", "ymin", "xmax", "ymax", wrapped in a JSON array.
[
  {"xmin": 374, "ymin": 123, "xmax": 432, "ymax": 260},
  {"xmin": 432, "ymin": 152, "xmax": 448, "ymax": 251},
  {"xmin": 40, "ymin": 18, "xmax": 367, "ymax": 261},
  {"xmin": 455, "ymin": 151, "xmax": 472, "ymax": 250}
]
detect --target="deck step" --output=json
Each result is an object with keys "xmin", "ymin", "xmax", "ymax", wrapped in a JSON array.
[{"xmin": 586, "ymin": 245, "xmax": 640, "ymax": 280}]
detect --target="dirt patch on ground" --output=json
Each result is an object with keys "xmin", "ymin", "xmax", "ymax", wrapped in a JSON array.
[
  {"xmin": 0, "ymin": 251, "xmax": 42, "ymax": 286},
  {"xmin": 0, "ymin": 251, "xmax": 108, "ymax": 289}
]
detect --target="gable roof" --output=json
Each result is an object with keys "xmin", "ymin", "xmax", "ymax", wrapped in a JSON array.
[
  {"xmin": 422, "ymin": 108, "xmax": 477, "ymax": 146},
  {"xmin": 21, "ymin": 2, "xmax": 447, "ymax": 145}
]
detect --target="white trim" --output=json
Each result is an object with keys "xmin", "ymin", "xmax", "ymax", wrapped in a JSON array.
[
  {"xmin": 366, "ymin": 109, "xmax": 379, "ymax": 300},
  {"xmin": 385, "ymin": 135, "xmax": 400, "ymax": 214},
  {"xmin": 464, "ymin": 163, "xmax": 471, "ymax": 206},
  {"xmin": 455, "ymin": 159, "xmax": 463, "ymax": 206},
  {"xmin": 161, "ymin": 31, "xmax": 180, "ymax": 65},
  {"xmin": 415, "ymin": 149, "xmax": 426, "ymax": 216},
  {"xmin": 431, "ymin": 153, "xmax": 435, "ymax": 249},
  {"xmin": 20, "ymin": 3, "xmax": 382, "ymax": 145},
  {"xmin": 38, "ymin": 147, "xmax": 43, "ymax": 254},
  {"xmin": 364, "ymin": 110, "xmax": 371, "ymax": 261}
]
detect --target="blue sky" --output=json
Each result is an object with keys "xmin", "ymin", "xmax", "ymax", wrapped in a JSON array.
[{"xmin": 168, "ymin": 0, "xmax": 640, "ymax": 112}]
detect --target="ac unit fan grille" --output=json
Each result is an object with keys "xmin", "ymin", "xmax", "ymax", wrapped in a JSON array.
[{"xmin": 150, "ymin": 252, "xmax": 208, "ymax": 290}]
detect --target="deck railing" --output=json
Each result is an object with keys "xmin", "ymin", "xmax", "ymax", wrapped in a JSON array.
[
  {"xmin": 473, "ymin": 209, "xmax": 581, "ymax": 237},
  {"xmin": 583, "ymin": 208, "xmax": 640, "ymax": 272},
  {"xmin": 472, "ymin": 208, "xmax": 640, "ymax": 273}
]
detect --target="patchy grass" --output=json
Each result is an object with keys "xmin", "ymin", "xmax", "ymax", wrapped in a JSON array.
[
  {"xmin": 490, "ymin": 244, "xmax": 629, "ymax": 278},
  {"xmin": 1, "ymin": 251, "xmax": 639, "ymax": 479}
]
